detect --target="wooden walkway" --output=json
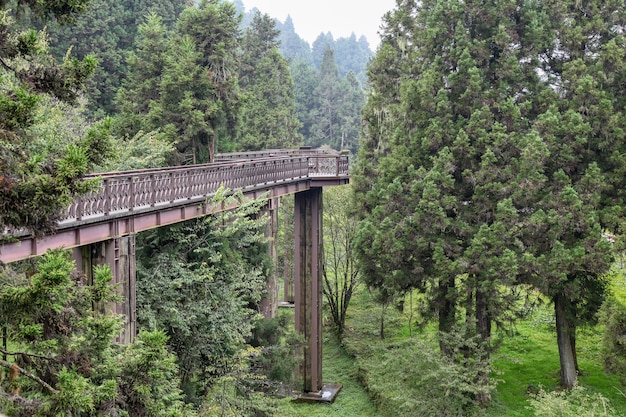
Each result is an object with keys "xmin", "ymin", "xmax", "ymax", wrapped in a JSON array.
[{"xmin": 1, "ymin": 151, "xmax": 349, "ymax": 263}]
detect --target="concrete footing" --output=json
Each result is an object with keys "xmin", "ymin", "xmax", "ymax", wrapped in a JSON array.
[{"xmin": 296, "ymin": 383, "xmax": 343, "ymax": 403}]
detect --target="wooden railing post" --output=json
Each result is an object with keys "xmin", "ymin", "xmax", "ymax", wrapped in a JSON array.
[
  {"xmin": 150, "ymin": 174, "xmax": 156, "ymax": 207},
  {"xmin": 129, "ymin": 176, "xmax": 135, "ymax": 212},
  {"xmin": 103, "ymin": 179, "xmax": 110, "ymax": 216}
]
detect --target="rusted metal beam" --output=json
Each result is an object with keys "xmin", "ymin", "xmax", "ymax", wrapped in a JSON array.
[
  {"xmin": 294, "ymin": 188, "xmax": 323, "ymax": 393},
  {"xmin": 1, "ymin": 179, "xmax": 318, "ymax": 264}
]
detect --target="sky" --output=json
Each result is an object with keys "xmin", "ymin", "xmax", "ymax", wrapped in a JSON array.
[{"xmin": 241, "ymin": 1, "xmax": 397, "ymax": 49}]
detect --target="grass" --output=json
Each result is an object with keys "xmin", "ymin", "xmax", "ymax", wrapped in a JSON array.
[
  {"xmin": 485, "ymin": 311, "xmax": 626, "ymax": 416},
  {"xmin": 274, "ymin": 331, "xmax": 378, "ymax": 417},
  {"xmin": 271, "ymin": 268, "xmax": 626, "ymax": 416},
  {"xmin": 337, "ymin": 284, "xmax": 626, "ymax": 417}
]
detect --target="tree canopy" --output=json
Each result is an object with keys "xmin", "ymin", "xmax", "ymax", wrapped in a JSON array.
[
  {"xmin": 0, "ymin": 0, "xmax": 112, "ymax": 236},
  {"xmin": 354, "ymin": 0, "xmax": 626, "ymax": 395}
]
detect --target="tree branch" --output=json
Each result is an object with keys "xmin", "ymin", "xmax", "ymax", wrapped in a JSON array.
[
  {"xmin": 0, "ymin": 348, "xmax": 54, "ymax": 360},
  {"xmin": 0, "ymin": 56, "xmax": 13, "ymax": 72},
  {"xmin": 0, "ymin": 359, "xmax": 59, "ymax": 395}
]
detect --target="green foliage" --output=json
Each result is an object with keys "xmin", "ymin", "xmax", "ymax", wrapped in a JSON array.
[
  {"xmin": 116, "ymin": 1, "xmax": 242, "ymax": 163},
  {"xmin": 363, "ymin": 338, "xmax": 487, "ymax": 417},
  {"xmin": 113, "ymin": 12, "xmax": 169, "ymax": 135},
  {"xmin": 0, "ymin": 1, "xmax": 113, "ymax": 236},
  {"xmin": 39, "ymin": 0, "xmax": 190, "ymax": 115},
  {"xmin": 202, "ymin": 346, "xmax": 279, "ymax": 417},
  {"xmin": 238, "ymin": 11, "xmax": 302, "ymax": 151},
  {"xmin": 99, "ymin": 129, "xmax": 175, "ymax": 171},
  {"xmin": 599, "ymin": 294, "xmax": 626, "ymax": 378},
  {"xmin": 341, "ymin": 290, "xmax": 486, "ymax": 416},
  {"xmin": 323, "ymin": 185, "xmax": 360, "ymax": 338},
  {"xmin": 174, "ymin": 0, "xmax": 241, "ymax": 161},
  {"xmin": 136, "ymin": 190, "xmax": 270, "ymax": 401},
  {"xmin": 527, "ymin": 385, "xmax": 616, "ymax": 417},
  {"xmin": 353, "ymin": 0, "xmax": 626, "ymax": 392},
  {"xmin": 248, "ymin": 311, "xmax": 300, "ymax": 388},
  {"xmin": 0, "ymin": 249, "xmax": 193, "ymax": 416},
  {"xmin": 309, "ymin": 46, "xmax": 364, "ymax": 152},
  {"xmin": 116, "ymin": 330, "xmax": 195, "ymax": 417}
]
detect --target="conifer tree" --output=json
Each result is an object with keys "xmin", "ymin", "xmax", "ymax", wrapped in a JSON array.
[
  {"xmin": 354, "ymin": 0, "xmax": 626, "ymax": 395},
  {"xmin": 276, "ymin": 15, "xmax": 313, "ymax": 66},
  {"xmin": 310, "ymin": 46, "xmax": 346, "ymax": 149},
  {"xmin": 0, "ymin": 0, "xmax": 112, "ymax": 236},
  {"xmin": 114, "ymin": 13, "xmax": 170, "ymax": 139},
  {"xmin": 176, "ymin": 0, "xmax": 241, "ymax": 161},
  {"xmin": 238, "ymin": 11, "xmax": 302, "ymax": 151}
]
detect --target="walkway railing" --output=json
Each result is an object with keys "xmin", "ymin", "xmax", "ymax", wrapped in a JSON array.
[{"xmin": 62, "ymin": 154, "xmax": 349, "ymax": 225}]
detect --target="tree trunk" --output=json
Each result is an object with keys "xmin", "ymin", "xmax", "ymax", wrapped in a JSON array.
[
  {"xmin": 475, "ymin": 287, "xmax": 492, "ymax": 404},
  {"xmin": 438, "ymin": 277, "xmax": 456, "ymax": 356},
  {"xmin": 570, "ymin": 331, "xmax": 579, "ymax": 372},
  {"xmin": 209, "ymin": 133, "xmax": 215, "ymax": 163},
  {"xmin": 555, "ymin": 295, "xmax": 577, "ymax": 389}
]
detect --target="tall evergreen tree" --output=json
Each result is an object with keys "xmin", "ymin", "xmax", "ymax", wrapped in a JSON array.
[
  {"xmin": 238, "ymin": 11, "xmax": 302, "ymax": 151},
  {"xmin": 113, "ymin": 13, "xmax": 170, "ymax": 139},
  {"xmin": 176, "ymin": 0, "xmax": 241, "ymax": 161},
  {"xmin": 309, "ymin": 46, "xmax": 346, "ymax": 149},
  {"xmin": 147, "ymin": 33, "xmax": 213, "ymax": 164},
  {"xmin": 354, "ymin": 0, "xmax": 625, "ymax": 396},
  {"xmin": 291, "ymin": 60, "xmax": 318, "ymax": 142},
  {"xmin": 517, "ymin": 0, "xmax": 626, "ymax": 388},
  {"xmin": 0, "ymin": 0, "xmax": 112, "ymax": 236},
  {"xmin": 276, "ymin": 15, "xmax": 313, "ymax": 66},
  {"xmin": 312, "ymin": 32, "xmax": 334, "ymax": 70},
  {"xmin": 339, "ymin": 71, "xmax": 365, "ymax": 152}
]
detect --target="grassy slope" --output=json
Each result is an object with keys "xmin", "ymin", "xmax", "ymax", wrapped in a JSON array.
[
  {"xmin": 339, "ymin": 280, "xmax": 626, "ymax": 416},
  {"xmin": 486, "ymin": 312, "xmax": 626, "ymax": 416},
  {"xmin": 273, "ymin": 268, "xmax": 626, "ymax": 416},
  {"xmin": 275, "ymin": 331, "xmax": 378, "ymax": 417}
]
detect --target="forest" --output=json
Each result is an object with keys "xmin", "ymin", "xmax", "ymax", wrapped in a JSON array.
[{"xmin": 2, "ymin": 0, "xmax": 626, "ymax": 416}]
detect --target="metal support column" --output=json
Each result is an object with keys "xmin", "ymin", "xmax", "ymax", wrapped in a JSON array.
[
  {"xmin": 260, "ymin": 197, "xmax": 279, "ymax": 318},
  {"xmin": 73, "ymin": 234, "xmax": 136, "ymax": 344},
  {"xmin": 294, "ymin": 188, "xmax": 323, "ymax": 393},
  {"xmin": 105, "ymin": 235, "xmax": 136, "ymax": 344}
]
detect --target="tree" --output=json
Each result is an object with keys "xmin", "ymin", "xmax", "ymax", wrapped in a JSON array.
[
  {"xmin": 334, "ymin": 33, "xmax": 372, "ymax": 84},
  {"xmin": 238, "ymin": 11, "xmax": 302, "ymax": 151},
  {"xmin": 517, "ymin": 0, "xmax": 626, "ymax": 387},
  {"xmin": 276, "ymin": 15, "xmax": 313, "ymax": 66},
  {"xmin": 0, "ymin": 251, "xmax": 194, "ymax": 416},
  {"xmin": 309, "ymin": 46, "xmax": 346, "ymax": 149},
  {"xmin": 311, "ymin": 32, "xmax": 333, "ymax": 70},
  {"xmin": 322, "ymin": 186, "xmax": 360, "ymax": 338},
  {"xmin": 113, "ymin": 12, "xmax": 170, "ymax": 140},
  {"xmin": 176, "ymin": 0, "xmax": 241, "ymax": 161},
  {"xmin": 339, "ymin": 71, "xmax": 364, "ymax": 153},
  {"xmin": 40, "ymin": 0, "xmax": 190, "ymax": 116},
  {"xmin": 0, "ymin": 0, "xmax": 112, "ymax": 237},
  {"xmin": 136, "ymin": 190, "xmax": 270, "ymax": 400},
  {"xmin": 147, "ymin": 33, "xmax": 214, "ymax": 164},
  {"xmin": 291, "ymin": 60, "xmax": 318, "ymax": 141},
  {"xmin": 353, "ymin": 0, "xmax": 624, "ymax": 397}
]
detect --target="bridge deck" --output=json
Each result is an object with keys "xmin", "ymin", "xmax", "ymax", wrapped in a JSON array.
[{"xmin": 1, "ymin": 153, "xmax": 349, "ymax": 263}]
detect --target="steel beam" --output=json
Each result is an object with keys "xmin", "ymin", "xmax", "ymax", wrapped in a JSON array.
[
  {"xmin": 294, "ymin": 188, "xmax": 323, "ymax": 393},
  {"xmin": 260, "ymin": 197, "xmax": 279, "ymax": 318}
]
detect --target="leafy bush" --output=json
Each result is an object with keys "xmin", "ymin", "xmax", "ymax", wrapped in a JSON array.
[
  {"xmin": 598, "ymin": 296, "xmax": 626, "ymax": 379},
  {"xmin": 358, "ymin": 337, "xmax": 487, "ymax": 417},
  {"xmin": 527, "ymin": 385, "xmax": 616, "ymax": 417},
  {"xmin": 0, "ymin": 250, "xmax": 193, "ymax": 417},
  {"xmin": 249, "ymin": 311, "xmax": 301, "ymax": 389}
]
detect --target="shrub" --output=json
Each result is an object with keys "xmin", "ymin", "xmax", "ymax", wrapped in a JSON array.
[
  {"xmin": 527, "ymin": 384, "xmax": 616, "ymax": 417},
  {"xmin": 598, "ymin": 296, "xmax": 626, "ymax": 378}
]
